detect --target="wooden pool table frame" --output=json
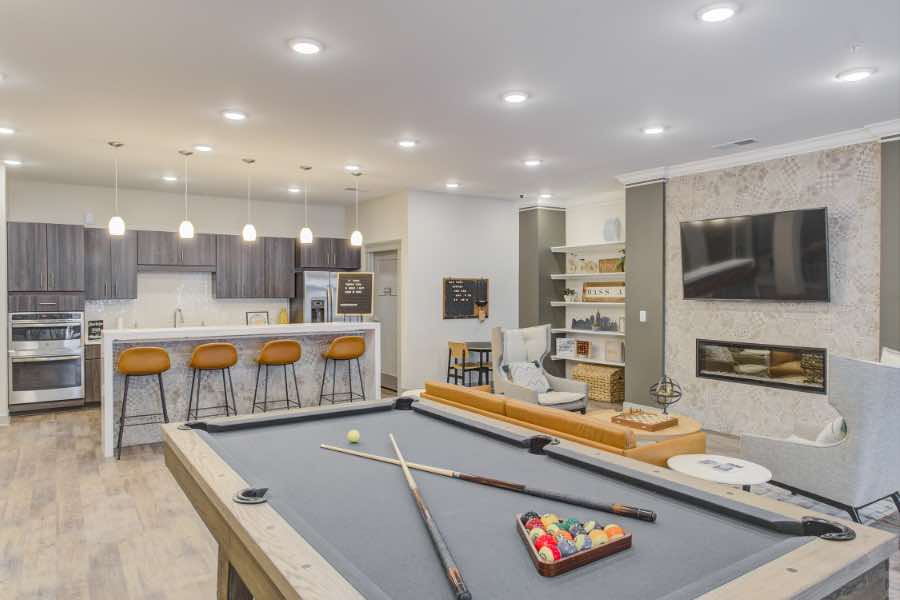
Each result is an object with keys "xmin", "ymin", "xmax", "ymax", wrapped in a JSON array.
[{"xmin": 163, "ymin": 399, "xmax": 897, "ymax": 600}]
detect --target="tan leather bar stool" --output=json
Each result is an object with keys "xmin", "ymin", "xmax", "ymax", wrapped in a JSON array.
[
  {"xmin": 187, "ymin": 342, "xmax": 238, "ymax": 420},
  {"xmin": 116, "ymin": 347, "xmax": 171, "ymax": 460},
  {"xmin": 319, "ymin": 336, "xmax": 366, "ymax": 405},
  {"xmin": 252, "ymin": 340, "xmax": 302, "ymax": 413}
]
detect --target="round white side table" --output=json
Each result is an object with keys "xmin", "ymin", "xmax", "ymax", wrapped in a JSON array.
[{"xmin": 667, "ymin": 453, "xmax": 772, "ymax": 492}]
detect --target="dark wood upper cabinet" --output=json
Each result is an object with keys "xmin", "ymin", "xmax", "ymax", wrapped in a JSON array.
[
  {"xmin": 137, "ymin": 230, "xmax": 179, "ymax": 265},
  {"xmin": 179, "ymin": 233, "xmax": 216, "ymax": 266},
  {"xmin": 264, "ymin": 237, "xmax": 295, "ymax": 298},
  {"xmin": 7, "ymin": 222, "xmax": 85, "ymax": 292},
  {"xmin": 137, "ymin": 230, "xmax": 215, "ymax": 269},
  {"xmin": 7, "ymin": 222, "xmax": 48, "ymax": 291},
  {"xmin": 110, "ymin": 231, "xmax": 138, "ymax": 298},
  {"xmin": 240, "ymin": 238, "xmax": 266, "ymax": 298},
  {"xmin": 333, "ymin": 238, "xmax": 361, "ymax": 270},
  {"xmin": 213, "ymin": 235, "xmax": 242, "ymax": 298},
  {"xmin": 296, "ymin": 237, "xmax": 360, "ymax": 271},
  {"xmin": 46, "ymin": 224, "xmax": 85, "ymax": 291},
  {"xmin": 85, "ymin": 229, "xmax": 138, "ymax": 300},
  {"xmin": 84, "ymin": 228, "xmax": 111, "ymax": 299}
]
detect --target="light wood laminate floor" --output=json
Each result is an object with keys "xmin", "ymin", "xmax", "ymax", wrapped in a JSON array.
[{"xmin": 1, "ymin": 406, "xmax": 897, "ymax": 599}]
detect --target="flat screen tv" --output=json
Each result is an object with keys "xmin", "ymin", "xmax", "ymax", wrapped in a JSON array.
[{"xmin": 680, "ymin": 208, "xmax": 829, "ymax": 301}]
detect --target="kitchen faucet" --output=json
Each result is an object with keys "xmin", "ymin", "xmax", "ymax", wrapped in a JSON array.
[{"xmin": 174, "ymin": 308, "xmax": 184, "ymax": 328}]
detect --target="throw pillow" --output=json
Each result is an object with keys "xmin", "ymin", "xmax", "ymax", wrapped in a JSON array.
[
  {"xmin": 704, "ymin": 345, "xmax": 734, "ymax": 364},
  {"xmin": 506, "ymin": 361, "xmax": 550, "ymax": 393},
  {"xmin": 815, "ymin": 416, "xmax": 847, "ymax": 445},
  {"xmin": 881, "ymin": 346, "xmax": 900, "ymax": 367}
]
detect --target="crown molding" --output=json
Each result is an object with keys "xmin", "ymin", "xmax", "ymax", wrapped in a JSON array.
[{"xmin": 616, "ymin": 118, "xmax": 900, "ymax": 186}]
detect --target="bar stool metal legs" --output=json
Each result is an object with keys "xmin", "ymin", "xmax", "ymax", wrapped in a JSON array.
[
  {"xmin": 186, "ymin": 366, "xmax": 237, "ymax": 421},
  {"xmin": 318, "ymin": 357, "xmax": 366, "ymax": 405},
  {"xmin": 251, "ymin": 362, "xmax": 301, "ymax": 413},
  {"xmin": 115, "ymin": 346, "xmax": 171, "ymax": 460}
]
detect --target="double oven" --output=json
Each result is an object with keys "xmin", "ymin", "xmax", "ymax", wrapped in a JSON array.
[{"xmin": 7, "ymin": 312, "xmax": 85, "ymax": 407}]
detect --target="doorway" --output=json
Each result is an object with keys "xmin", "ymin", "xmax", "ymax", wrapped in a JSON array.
[{"xmin": 372, "ymin": 250, "xmax": 399, "ymax": 391}]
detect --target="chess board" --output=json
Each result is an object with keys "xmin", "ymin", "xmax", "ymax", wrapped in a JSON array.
[{"xmin": 611, "ymin": 409, "xmax": 679, "ymax": 432}]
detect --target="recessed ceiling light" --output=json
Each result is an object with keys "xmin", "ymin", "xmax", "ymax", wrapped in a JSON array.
[
  {"xmin": 288, "ymin": 187, "xmax": 302, "ymax": 193},
  {"xmin": 344, "ymin": 164, "xmax": 361, "ymax": 172},
  {"xmin": 642, "ymin": 125, "xmax": 666, "ymax": 135},
  {"xmin": 835, "ymin": 67, "xmax": 876, "ymax": 83},
  {"xmin": 0, "ymin": 127, "xmax": 14, "ymax": 135},
  {"xmin": 523, "ymin": 159, "xmax": 542, "ymax": 167},
  {"xmin": 289, "ymin": 38, "xmax": 323, "ymax": 55},
  {"xmin": 162, "ymin": 175, "xmax": 178, "ymax": 182},
  {"xmin": 193, "ymin": 144, "xmax": 213, "ymax": 152},
  {"xmin": 3, "ymin": 159, "xmax": 22, "ymax": 166},
  {"xmin": 539, "ymin": 193, "xmax": 553, "ymax": 199},
  {"xmin": 446, "ymin": 182, "xmax": 460, "ymax": 189},
  {"xmin": 502, "ymin": 91, "xmax": 529, "ymax": 104},
  {"xmin": 222, "ymin": 110, "xmax": 247, "ymax": 121},
  {"xmin": 697, "ymin": 3, "xmax": 738, "ymax": 22},
  {"xmin": 397, "ymin": 139, "xmax": 417, "ymax": 149}
]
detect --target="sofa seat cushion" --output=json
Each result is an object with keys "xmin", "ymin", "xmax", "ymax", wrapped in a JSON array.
[
  {"xmin": 505, "ymin": 399, "xmax": 635, "ymax": 449},
  {"xmin": 538, "ymin": 391, "xmax": 584, "ymax": 406},
  {"xmin": 423, "ymin": 381, "xmax": 507, "ymax": 415}
]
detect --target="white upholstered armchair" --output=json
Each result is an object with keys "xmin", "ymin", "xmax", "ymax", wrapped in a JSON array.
[
  {"xmin": 490, "ymin": 325, "xmax": 588, "ymax": 413},
  {"xmin": 741, "ymin": 355, "xmax": 900, "ymax": 522}
]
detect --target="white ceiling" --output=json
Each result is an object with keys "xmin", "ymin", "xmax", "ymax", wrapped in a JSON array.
[{"xmin": 0, "ymin": 0, "xmax": 898, "ymax": 205}]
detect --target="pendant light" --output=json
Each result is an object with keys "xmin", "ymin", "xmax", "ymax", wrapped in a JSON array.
[
  {"xmin": 107, "ymin": 141, "xmax": 126, "ymax": 236},
  {"xmin": 241, "ymin": 158, "xmax": 257, "ymax": 242},
  {"xmin": 178, "ymin": 150, "xmax": 195, "ymax": 238},
  {"xmin": 350, "ymin": 171, "xmax": 363, "ymax": 247},
  {"xmin": 298, "ymin": 165, "xmax": 314, "ymax": 244}
]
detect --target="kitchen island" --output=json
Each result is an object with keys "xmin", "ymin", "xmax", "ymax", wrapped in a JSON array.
[{"xmin": 101, "ymin": 322, "xmax": 380, "ymax": 458}]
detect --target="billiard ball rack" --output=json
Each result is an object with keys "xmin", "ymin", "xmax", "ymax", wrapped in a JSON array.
[{"xmin": 515, "ymin": 514, "xmax": 632, "ymax": 577}]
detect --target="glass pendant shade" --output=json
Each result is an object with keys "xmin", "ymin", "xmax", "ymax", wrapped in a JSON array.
[
  {"xmin": 108, "ymin": 215, "xmax": 126, "ymax": 236},
  {"xmin": 350, "ymin": 229, "xmax": 363, "ymax": 247},
  {"xmin": 179, "ymin": 219, "xmax": 195, "ymax": 239},
  {"xmin": 299, "ymin": 226, "xmax": 314, "ymax": 244},
  {"xmin": 242, "ymin": 223, "xmax": 257, "ymax": 242}
]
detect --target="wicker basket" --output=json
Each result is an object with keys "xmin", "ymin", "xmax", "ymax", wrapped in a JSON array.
[{"xmin": 572, "ymin": 364, "xmax": 624, "ymax": 403}]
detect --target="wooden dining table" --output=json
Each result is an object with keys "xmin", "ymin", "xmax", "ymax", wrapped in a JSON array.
[{"xmin": 465, "ymin": 341, "xmax": 492, "ymax": 386}]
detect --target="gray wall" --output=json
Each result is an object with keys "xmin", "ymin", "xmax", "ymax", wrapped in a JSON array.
[
  {"xmin": 624, "ymin": 182, "xmax": 666, "ymax": 406},
  {"xmin": 518, "ymin": 207, "xmax": 566, "ymax": 375},
  {"xmin": 882, "ymin": 139, "xmax": 900, "ymax": 351}
]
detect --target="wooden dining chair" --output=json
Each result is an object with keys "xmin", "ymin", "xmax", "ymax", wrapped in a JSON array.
[{"xmin": 446, "ymin": 342, "xmax": 483, "ymax": 386}]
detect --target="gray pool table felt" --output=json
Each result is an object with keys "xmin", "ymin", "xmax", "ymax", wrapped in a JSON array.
[{"xmin": 200, "ymin": 405, "xmax": 810, "ymax": 600}]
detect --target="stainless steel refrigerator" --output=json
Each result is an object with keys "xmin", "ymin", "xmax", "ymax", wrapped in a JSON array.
[{"xmin": 300, "ymin": 271, "xmax": 350, "ymax": 323}]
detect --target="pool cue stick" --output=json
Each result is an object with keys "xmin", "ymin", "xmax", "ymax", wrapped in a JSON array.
[
  {"xmin": 387, "ymin": 434, "xmax": 472, "ymax": 600},
  {"xmin": 322, "ymin": 443, "xmax": 657, "ymax": 523}
]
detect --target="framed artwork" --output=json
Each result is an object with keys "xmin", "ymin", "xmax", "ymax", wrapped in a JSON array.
[
  {"xmin": 556, "ymin": 338, "xmax": 576, "ymax": 358},
  {"xmin": 582, "ymin": 281, "xmax": 626, "ymax": 302},
  {"xmin": 246, "ymin": 311, "xmax": 270, "ymax": 326}
]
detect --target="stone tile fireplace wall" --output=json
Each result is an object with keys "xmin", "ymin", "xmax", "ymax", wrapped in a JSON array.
[{"xmin": 665, "ymin": 142, "xmax": 881, "ymax": 438}]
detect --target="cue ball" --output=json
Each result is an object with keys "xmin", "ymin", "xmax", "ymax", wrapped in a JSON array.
[{"xmin": 346, "ymin": 429, "xmax": 361, "ymax": 444}]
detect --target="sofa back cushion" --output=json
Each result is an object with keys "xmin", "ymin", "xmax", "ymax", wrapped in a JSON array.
[
  {"xmin": 504, "ymin": 399, "xmax": 636, "ymax": 449},
  {"xmin": 423, "ymin": 381, "xmax": 506, "ymax": 415}
]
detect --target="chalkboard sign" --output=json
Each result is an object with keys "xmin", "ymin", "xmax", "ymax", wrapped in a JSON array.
[
  {"xmin": 442, "ymin": 277, "xmax": 489, "ymax": 320},
  {"xmin": 336, "ymin": 272, "xmax": 374, "ymax": 316}
]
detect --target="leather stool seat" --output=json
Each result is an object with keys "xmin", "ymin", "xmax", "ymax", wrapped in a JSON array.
[
  {"xmin": 115, "ymin": 347, "xmax": 171, "ymax": 459},
  {"xmin": 319, "ymin": 336, "xmax": 366, "ymax": 405},
  {"xmin": 187, "ymin": 342, "xmax": 238, "ymax": 420},
  {"xmin": 253, "ymin": 340, "xmax": 303, "ymax": 413}
]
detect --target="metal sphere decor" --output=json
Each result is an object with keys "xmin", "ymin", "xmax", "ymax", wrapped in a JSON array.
[{"xmin": 649, "ymin": 375, "xmax": 682, "ymax": 414}]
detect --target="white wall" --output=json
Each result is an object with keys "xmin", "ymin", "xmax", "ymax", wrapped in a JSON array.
[
  {"xmin": 7, "ymin": 179, "xmax": 348, "ymax": 238},
  {"xmin": 405, "ymin": 191, "xmax": 518, "ymax": 389},
  {"xmin": 565, "ymin": 190, "xmax": 626, "ymax": 246},
  {"xmin": 0, "ymin": 166, "xmax": 8, "ymax": 423}
]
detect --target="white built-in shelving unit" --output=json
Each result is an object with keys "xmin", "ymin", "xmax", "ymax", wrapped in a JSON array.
[
  {"xmin": 551, "ymin": 328, "xmax": 624, "ymax": 337},
  {"xmin": 550, "ymin": 272, "xmax": 626, "ymax": 281},
  {"xmin": 550, "ymin": 241, "xmax": 625, "ymax": 255},
  {"xmin": 550, "ymin": 354, "xmax": 626, "ymax": 368}
]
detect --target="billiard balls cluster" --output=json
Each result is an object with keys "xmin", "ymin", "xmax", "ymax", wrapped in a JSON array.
[{"xmin": 520, "ymin": 511, "xmax": 625, "ymax": 563}]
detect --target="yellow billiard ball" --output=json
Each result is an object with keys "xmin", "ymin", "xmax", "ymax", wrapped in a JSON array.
[{"xmin": 346, "ymin": 429, "xmax": 361, "ymax": 444}]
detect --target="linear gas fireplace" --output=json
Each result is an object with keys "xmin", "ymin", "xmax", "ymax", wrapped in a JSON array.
[{"xmin": 696, "ymin": 339, "xmax": 826, "ymax": 394}]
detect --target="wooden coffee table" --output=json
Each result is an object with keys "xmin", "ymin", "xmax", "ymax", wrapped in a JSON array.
[{"xmin": 590, "ymin": 409, "xmax": 702, "ymax": 444}]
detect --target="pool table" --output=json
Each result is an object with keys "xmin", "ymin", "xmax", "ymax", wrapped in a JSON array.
[{"xmin": 163, "ymin": 398, "xmax": 896, "ymax": 600}]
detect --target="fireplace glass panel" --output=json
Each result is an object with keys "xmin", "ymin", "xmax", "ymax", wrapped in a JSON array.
[{"xmin": 696, "ymin": 339, "xmax": 826, "ymax": 394}]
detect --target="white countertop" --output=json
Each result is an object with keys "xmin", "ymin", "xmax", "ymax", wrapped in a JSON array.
[{"xmin": 102, "ymin": 321, "xmax": 377, "ymax": 343}]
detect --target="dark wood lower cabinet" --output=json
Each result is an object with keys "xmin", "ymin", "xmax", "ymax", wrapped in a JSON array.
[
  {"xmin": 84, "ymin": 345, "xmax": 102, "ymax": 405},
  {"xmin": 8, "ymin": 293, "xmax": 85, "ymax": 312}
]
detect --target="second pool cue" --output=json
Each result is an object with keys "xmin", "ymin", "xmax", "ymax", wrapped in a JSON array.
[
  {"xmin": 322, "ymin": 443, "xmax": 657, "ymax": 522},
  {"xmin": 388, "ymin": 434, "xmax": 472, "ymax": 600}
]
